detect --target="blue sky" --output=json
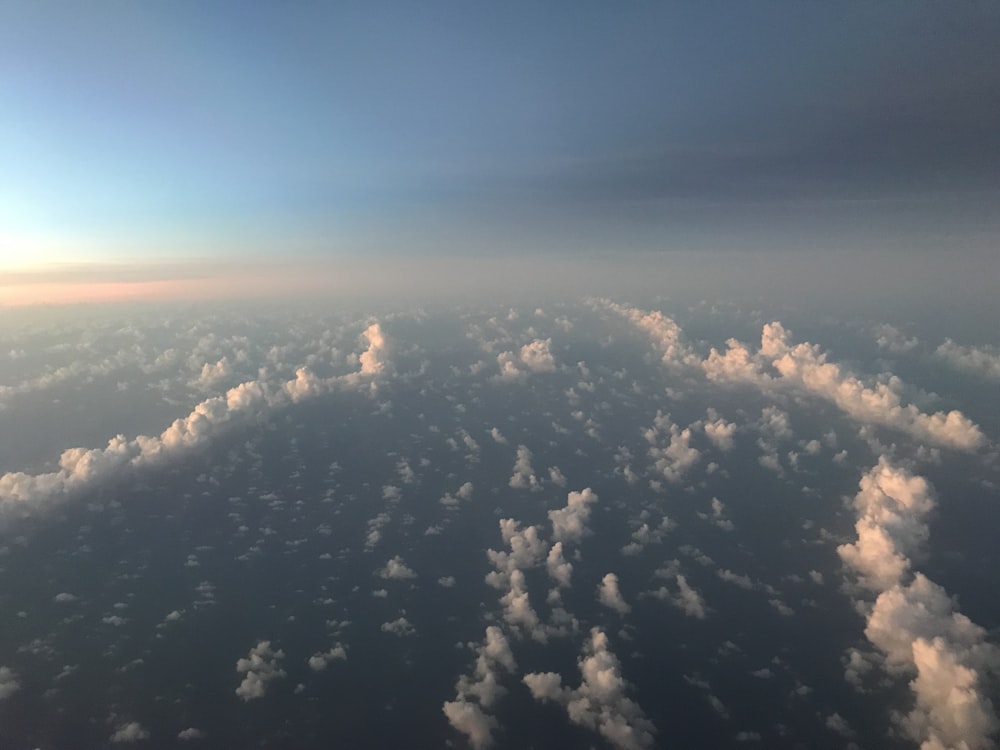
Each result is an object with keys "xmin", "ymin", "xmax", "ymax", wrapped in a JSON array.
[{"xmin": 2, "ymin": 1, "xmax": 999, "ymax": 270}]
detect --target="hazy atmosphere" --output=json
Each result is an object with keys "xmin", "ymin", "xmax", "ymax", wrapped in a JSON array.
[{"xmin": 1, "ymin": 3, "xmax": 998, "ymax": 750}]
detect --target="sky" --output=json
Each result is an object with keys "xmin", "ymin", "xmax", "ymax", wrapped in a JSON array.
[{"xmin": 1, "ymin": 2, "xmax": 999, "ymax": 302}]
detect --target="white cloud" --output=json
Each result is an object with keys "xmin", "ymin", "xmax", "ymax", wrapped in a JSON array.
[
  {"xmin": 0, "ymin": 667, "xmax": 20, "ymax": 699},
  {"xmin": 549, "ymin": 488, "xmax": 598, "ymax": 544},
  {"xmin": 307, "ymin": 644, "xmax": 347, "ymax": 672},
  {"xmin": 649, "ymin": 563, "xmax": 708, "ymax": 619},
  {"xmin": 443, "ymin": 626, "xmax": 518, "ymax": 749},
  {"xmin": 604, "ymin": 302, "xmax": 698, "ymax": 368},
  {"xmin": 703, "ymin": 413, "xmax": 737, "ymax": 451},
  {"xmin": 707, "ymin": 322, "xmax": 985, "ymax": 451},
  {"xmin": 839, "ymin": 459, "xmax": 1000, "ymax": 749},
  {"xmin": 598, "ymin": 573, "xmax": 631, "ymax": 615},
  {"xmin": 1, "ymin": 322, "xmax": 394, "ymax": 513},
  {"xmin": 110, "ymin": 722, "xmax": 150, "ymax": 743},
  {"xmin": 235, "ymin": 641, "xmax": 286, "ymax": 701},
  {"xmin": 379, "ymin": 555, "xmax": 417, "ymax": 580},
  {"xmin": 935, "ymin": 339, "xmax": 1000, "ymax": 381},
  {"xmin": 177, "ymin": 727, "xmax": 207, "ymax": 740},
  {"xmin": 508, "ymin": 445, "xmax": 540, "ymax": 491},
  {"xmin": 442, "ymin": 699, "xmax": 498, "ymax": 750},
  {"xmin": 380, "ymin": 617, "xmax": 416, "ymax": 637},
  {"xmin": 546, "ymin": 542, "xmax": 573, "ymax": 588},
  {"xmin": 644, "ymin": 412, "xmax": 700, "ymax": 483},
  {"xmin": 523, "ymin": 628, "xmax": 656, "ymax": 750},
  {"xmin": 520, "ymin": 338, "xmax": 557, "ymax": 373},
  {"xmin": 196, "ymin": 356, "xmax": 232, "ymax": 388},
  {"xmin": 874, "ymin": 324, "xmax": 919, "ymax": 354},
  {"xmin": 548, "ymin": 466, "xmax": 568, "ymax": 487},
  {"xmin": 358, "ymin": 323, "xmax": 389, "ymax": 376}
]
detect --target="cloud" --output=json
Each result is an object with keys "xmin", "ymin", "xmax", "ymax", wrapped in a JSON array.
[
  {"xmin": 549, "ymin": 488, "xmax": 598, "ymax": 544},
  {"xmin": 546, "ymin": 542, "xmax": 573, "ymax": 588},
  {"xmin": 839, "ymin": 459, "xmax": 1000, "ymax": 749},
  {"xmin": 935, "ymin": 339, "xmax": 1000, "ymax": 381},
  {"xmin": 598, "ymin": 573, "xmax": 631, "ymax": 615},
  {"xmin": 614, "ymin": 303, "xmax": 984, "ymax": 451},
  {"xmin": 519, "ymin": 338, "xmax": 557, "ymax": 373},
  {"xmin": 603, "ymin": 302, "xmax": 698, "ymax": 368},
  {"xmin": 703, "ymin": 412, "xmax": 737, "ymax": 451},
  {"xmin": 708, "ymin": 322, "xmax": 985, "ymax": 451},
  {"xmin": 644, "ymin": 412, "xmax": 700, "ymax": 483},
  {"xmin": 110, "ymin": 722, "xmax": 150, "ymax": 743},
  {"xmin": 649, "ymin": 562, "xmax": 708, "ymax": 619},
  {"xmin": 837, "ymin": 458, "xmax": 935, "ymax": 592},
  {"xmin": 873, "ymin": 324, "xmax": 919, "ymax": 354},
  {"xmin": 0, "ymin": 322, "xmax": 394, "ymax": 516},
  {"xmin": 523, "ymin": 628, "xmax": 656, "ymax": 750},
  {"xmin": 380, "ymin": 617, "xmax": 416, "ymax": 637},
  {"xmin": 235, "ymin": 641, "xmax": 286, "ymax": 701},
  {"xmin": 443, "ymin": 626, "xmax": 518, "ymax": 749},
  {"xmin": 378, "ymin": 555, "xmax": 417, "ymax": 580},
  {"xmin": 508, "ymin": 445, "xmax": 540, "ymax": 491},
  {"xmin": 358, "ymin": 323, "xmax": 389, "ymax": 376},
  {"xmin": 177, "ymin": 728, "xmax": 207, "ymax": 740},
  {"xmin": 196, "ymin": 357, "xmax": 233, "ymax": 389},
  {"xmin": 307, "ymin": 644, "xmax": 347, "ymax": 672},
  {"xmin": 442, "ymin": 699, "xmax": 498, "ymax": 750},
  {"xmin": 0, "ymin": 667, "xmax": 20, "ymax": 699},
  {"xmin": 494, "ymin": 338, "xmax": 558, "ymax": 382}
]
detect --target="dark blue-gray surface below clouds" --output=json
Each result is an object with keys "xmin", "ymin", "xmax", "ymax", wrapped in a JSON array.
[{"xmin": 0, "ymin": 299, "xmax": 998, "ymax": 750}]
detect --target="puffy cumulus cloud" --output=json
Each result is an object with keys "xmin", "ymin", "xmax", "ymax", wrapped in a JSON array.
[
  {"xmin": 442, "ymin": 700, "xmax": 498, "ymax": 750},
  {"xmin": 703, "ymin": 336, "xmax": 767, "ymax": 383},
  {"xmin": 195, "ymin": 356, "xmax": 232, "ymax": 389},
  {"xmin": 440, "ymin": 481, "xmax": 474, "ymax": 507},
  {"xmin": 494, "ymin": 338, "xmax": 558, "ymax": 382},
  {"xmin": 235, "ymin": 641, "xmax": 286, "ymax": 701},
  {"xmin": 110, "ymin": 721, "xmax": 150, "ymax": 743},
  {"xmin": 837, "ymin": 459, "xmax": 935, "ymax": 592},
  {"xmin": 598, "ymin": 573, "xmax": 631, "ymax": 615},
  {"xmin": 177, "ymin": 728, "xmax": 207, "ymax": 741},
  {"xmin": 644, "ymin": 412, "xmax": 700, "ymax": 483},
  {"xmin": 839, "ymin": 459, "xmax": 1000, "ymax": 750},
  {"xmin": 546, "ymin": 542, "xmax": 573, "ymax": 588},
  {"xmin": 378, "ymin": 555, "xmax": 417, "ymax": 580},
  {"xmin": 873, "ymin": 324, "xmax": 919, "ymax": 354},
  {"xmin": 703, "ymin": 412, "xmax": 737, "ymax": 452},
  {"xmin": 283, "ymin": 367, "xmax": 328, "ymax": 403},
  {"xmin": 603, "ymin": 302, "xmax": 698, "ymax": 369},
  {"xmin": 519, "ymin": 338, "xmax": 557, "ymax": 373},
  {"xmin": 549, "ymin": 488, "xmax": 598, "ymax": 545},
  {"xmin": 499, "ymin": 569, "xmax": 544, "ymax": 640},
  {"xmin": 621, "ymin": 517, "xmax": 676, "ymax": 556},
  {"xmin": 380, "ymin": 616, "xmax": 416, "ymax": 637},
  {"xmin": 443, "ymin": 626, "xmax": 517, "ymax": 749},
  {"xmin": 0, "ymin": 666, "xmax": 20, "ymax": 699},
  {"xmin": 358, "ymin": 323, "xmax": 390, "ymax": 376},
  {"xmin": 307, "ymin": 644, "xmax": 347, "ymax": 672},
  {"xmin": 0, "ymin": 321, "xmax": 395, "ymax": 516},
  {"xmin": 935, "ymin": 339, "xmax": 1000, "ymax": 381},
  {"xmin": 508, "ymin": 445, "xmax": 540, "ymax": 491},
  {"xmin": 649, "ymin": 562, "xmax": 708, "ymax": 619},
  {"xmin": 487, "ymin": 519, "xmax": 548, "ymax": 579},
  {"xmin": 764, "ymin": 323, "xmax": 984, "ymax": 451},
  {"xmin": 523, "ymin": 628, "xmax": 656, "ymax": 750},
  {"xmin": 707, "ymin": 322, "xmax": 985, "ymax": 452}
]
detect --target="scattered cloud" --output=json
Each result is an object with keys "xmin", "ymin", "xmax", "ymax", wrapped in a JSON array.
[
  {"xmin": 523, "ymin": 628, "xmax": 656, "ymax": 750},
  {"xmin": 235, "ymin": 641, "xmax": 286, "ymax": 701}
]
